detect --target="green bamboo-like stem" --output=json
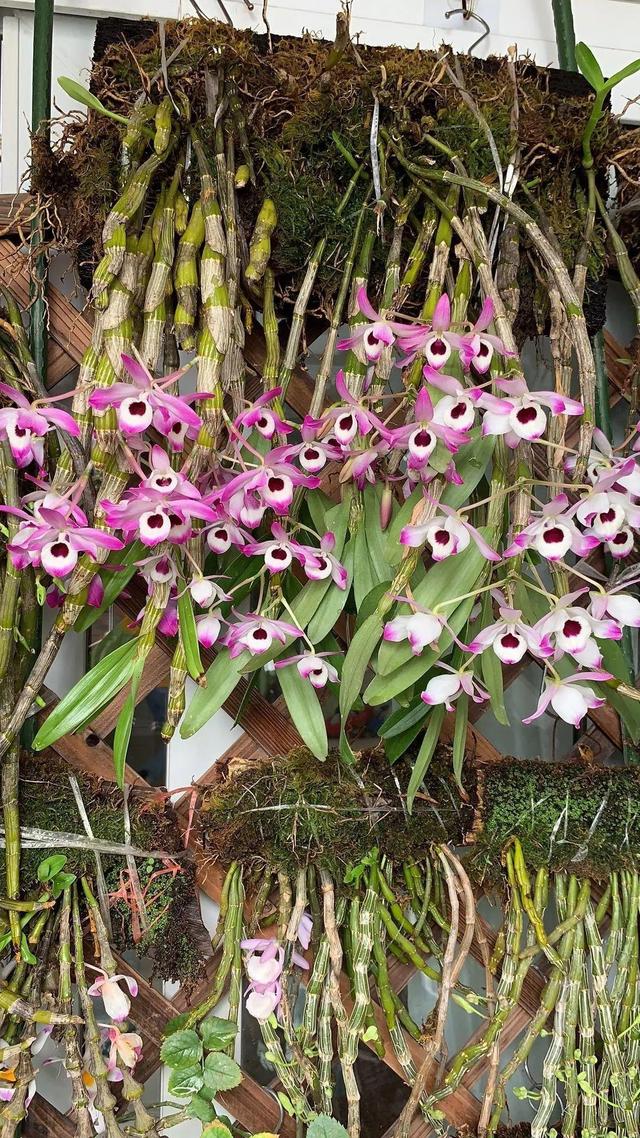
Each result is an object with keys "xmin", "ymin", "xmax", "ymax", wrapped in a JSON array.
[
  {"xmin": 578, "ymin": 920, "xmax": 598, "ymax": 1137},
  {"xmin": 606, "ymin": 870, "xmax": 622, "ymax": 969},
  {"xmin": 584, "ymin": 899, "xmax": 638, "ymax": 1135},
  {"xmin": 184, "ymin": 864, "xmax": 241, "ymax": 1028},
  {"xmin": 317, "ymin": 980, "xmax": 334, "ymax": 1115},
  {"xmin": 72, "ymin": 887, "xmax": 124, "ymax": 1138},
  {"xmin": 211, "ymin": 861, "xmax": 237, "ymax": 952},
  {"xmin": 225, "ymin": 872, "xmax": 244, "ymax": 1053},
  {"xmin": 262, "ymin": 268, "xmax": 280, "ymax": 389},
  {"xmin": 0, "ymin": 446, "xmax": 21, "ymax": 683},
  {"xmin": 161, "ymin": 638, "xmax": 188, "ymax": 741},
  {"xmin": 29, "ymin": 0, "xmax": 53, "ymax": 388},
  {"xmin": 58, "ymin": 886, "xmax": 93, "ymax": 1138},
  {"xmin": 552, "ymin": 0, "xmax": 577, "ymax": 71},
  {"xmin": 259, "ymin": 1015, "xmax": 313, "ymax": 1121}
]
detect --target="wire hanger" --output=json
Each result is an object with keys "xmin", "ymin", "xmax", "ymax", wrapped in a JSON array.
[{"xmin": 445, "ymin": 4, "xmax": 491, "ymax": 56}]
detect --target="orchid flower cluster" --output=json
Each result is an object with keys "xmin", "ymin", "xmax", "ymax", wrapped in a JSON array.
[
  {"xmin": 8, "ymin": 284, "xmax": 640, "ymax": 769},
  {"xmin": 240, "ymin": 913, "xmax": 312, "ymax": 1021}
]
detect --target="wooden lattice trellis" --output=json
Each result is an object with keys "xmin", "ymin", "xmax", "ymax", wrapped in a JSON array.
[{"xmin": 0, "ymin": 202, "xmax": 633, "ymax": 1138}]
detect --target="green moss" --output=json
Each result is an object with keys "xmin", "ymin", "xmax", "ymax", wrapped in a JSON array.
[
  {"xmin": 471, "ymin": 760, "xmax": 640, "ymax": 883},
  {"xmin": 200, "ymin": 744, "xmax": 472, "ymax": 879}
]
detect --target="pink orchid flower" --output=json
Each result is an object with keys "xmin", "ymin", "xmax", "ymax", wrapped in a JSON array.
[
  {"xmin": 224, "ymin": 613, "xmax": 301, "ymax": 658},
  {"xmin": 383, "ymin": 603, "xmax": 446, "ymax": 656},
  {"xmin": 589, "ymin": 579, "xmax": 640, "ymax": 628},
  {"xmin": 102, "ymin": 447, "xmax": 216, "ymax": 546},
  {"xmin": 136, "ymin": 553, "xmax": 178, "ymax": 588},
  {"xmin": 504, "ymin": 495, "xmax": 600, "ymax": 562},
  {"xmin": 275, "ymin": 651, "xmax": 339, "ymax": 689},
  {"xmin": 340, "ymin": 440, "xmax": 389, "ymax": 489},
  {"xmin": 87, "ymin": 966, "xmax": 138, "ymax": 1023},
  {"xmin": 482, "ymin": 377, "xmax": 583, "ymax": 447},
  {"xmin": 466, "ymin": 597, "xmax": 553, "ymax": 664},
  {"xmin": 279, "ymin": 419, "xmax": 343, "ymax": 473},
  {"xmin": 605, "ymin": 527, "xmax": 635, "ymax": 559},
  {"xmin": 397, "ymin": 294, "xmax": 469, "ymax": 370},
  {"xmin": 421, "ymin": 663, "xmax": 489, "ymax": 711},
  {"xmin": 424, "ymin": 364, "xmax": 512, "ymax": 434},
  {"xmin": 102, "ymin": 1024, "xmax": 143, "ymax": 1073},
  {"xmin": 567, "ymin": 427, "xmax": 640, "ymax": 498},
  {"xmin": 457, "ymin": 298, "xmax": 516, "ymax": 374},
  {"xmin": 382, "ymin": 384, "xmax": 469, "ymax": 469},
  {"xmin": 88, "ymin": 355, "xmax": 204, "ymax": 443},
  {"xmin": 196, "ymin": 609, "xmax": 223, "ymax": 649},
  {"xmin": 246, "ymin": 980, "xmax": 282, "ymax": 1021},
  {"xmin": 243, "ymin": 521, "xmax": 319, "ymax": 574},
  {"xmin": 523, "ymin": 669, "xmax": 612, "ymax": 727},
  {"xmin": 300, "ymin": 532, "xmax": 348, "ymax": 589},
  {"xmin": 570, "ymin": 466, "xmax": 640, "ymax": 540},
  {"xmin": 400, "ymin": 502, "xmax": 500, "ymax": 562},
  {"xmin": 221, "ymin": 452, "xmax": 320, "ymax": 518},
  {"xmin": 535, "ymin": 588, "xmax": 622, "ymax": 668},
  {"xmin": 187, "ymin": 575, "xmax": 230, "ymax": 608},
  {"xmin": 0, "ymin": 383, "xmax": 79, "ymax": 468},
  {"xmin": 205, "ymin": 515, "xmax": 250, "ymax": 554},
  {"xmin": 310, "ymin": 371, "xmax": 386, "ymax": 448},
  {"xmin": 4, "ymin": 503, "xmax": 122, "ymax": 578},
  {"xmin": 297, "ymin": 912, "xmax": 313, "ymax": 950},
  {"xmin": 337, "ymin": 286, "xmax": 407, "ymax": 363},
  {"xmin": 234, "ymin": 387, "xmax": 291, "ymax": 439}
]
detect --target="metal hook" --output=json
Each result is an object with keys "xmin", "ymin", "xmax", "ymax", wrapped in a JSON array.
[{"xmin": 445, "ymin": 8, "xmax": 491, "ymax": 56}]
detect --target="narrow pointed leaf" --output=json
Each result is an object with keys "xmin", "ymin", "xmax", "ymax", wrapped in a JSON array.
[
  {"xmin": 58, "ymin": 77, "xmax": 130, "ymax": 123},
  {"xmin": 278, "ymin": 663, "xmax": 328, "ymax": 759},
  {"xmin": 451, "ymin": 692, "xmax": 469, "ymax": 790},
  {"xmin": 33, "ymin": 640, "xmax": 138, "ymax": 749},
  {"xmin": 407, "ymin": 705, "xmax": 445, "ymax": 812},
  {"xmin": 113, "ymin": 658, "xmax": 143, "ymax": 788},
  {"xmin": 180, "ymin": 648, "xmax": 250, "ymax": 737},
  {"xmin": 339, "ymin": 611, "xmax": 384, "ymax": 723},
  {"xmin": 177, "ymin": 588, "xmax": 204, "ymax": 682},
  {"xmin": 575, "ymin": 43, "xmax": 605, "ymax": 91}
]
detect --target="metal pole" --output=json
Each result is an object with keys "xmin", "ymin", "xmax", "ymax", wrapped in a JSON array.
[{"xmin": 551, "ymin": 0, "xmax": 576, "ymax": 72}]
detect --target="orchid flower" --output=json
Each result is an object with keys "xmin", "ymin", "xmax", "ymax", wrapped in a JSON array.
[
  {"xmin": 340, "ymin": 440, "xmax": 390, "ymax": 488},
  {"xmin": 382, "ymin": 384, "xmax": 469, "ymax": 468},
  {"xmin": 570, "ymin": 466, "xmax": 640, "ymax": 539},
  {"xmin": 457, "ymin": 298, "xmax": 516, "ymax": 374},
  {"xmin": 234, "ymin": 387, "xmax": 291, "ymax": 439},
  {"xmin": 401, "ymin": 502, "xmax": 500, "ymax": 562},
  {"xmin": 481, "ymin": 377, "xmax": 583, "ymax": 447},
  {"xmin": 224, "ymin": 613, "xmax": 301, "ymax": 658},
  {"xmin": 535, "ymin": 588, "xmax": 622, "ymax": 667},
  {"xmin": 241, "ymin": 935, "xmax": 308, "ymax": 1021},
  {"xmin": 424, "ymin": 364, "xmax": 513, "ymax": 434},
  {"xmin": 589, "ymin": 579, "xmax": 640, "ymax": 628},
  {"xmin": 297, "ymin": 912, "xmax": 313, "ymax": 950},
  {"xmin": 310, "ymin": 371, "xmax": 386, "ymax": 448},
  {"xmin": 523, "ymin": 669, "xmax": 612, "ymax": 727},
  {"xmin": 0, "ymin": 383, "xmax": 79, "ymax": 468},
  {"xmin": 88, "ymin": 355, "xmax": 204, "ymax": 444},
  {"xmin": 102, "ymin": 1025, "xmax": 143, "ymax": 1074},
  {"xmin": 187, "ymin": 575, "xmax": 230, "ymax": 608},
  {"xmin": 337, "ymin": 286, "xmax": 407, "ymax": 363},
  {"xmin": 396, "ymin": 294, "xmax": 468, "ymax": 370},
  {"xmin": 243, "ymin": 521, "xmax": 320, "ymax": 574},
  {"xmin": 466, "ymin": 596, "xmax": 553, "ymax": 664},
  {"xmin": 421, "ymin": 663, "xmax": 489, "ymax": 711},
  {"xmin": 196, "ymin": 609, "xmax": 224, "ymax": 649},
  {"xmin": 136, "ymin": 553, "xmax": 178, "ymax": 588},
  {"xmin": 300, "ymin": 532, "xmax": 348, "ymax": 588},
  {"xmin": 102, "ymin": 447, "xmax": 216, "ymax": 546},
  {"xmin": 274, "ymin": 651, "xmax": 339, "ymax": 688},
  {"xmin": 567, "ymin": 427, "xmax": 640, "ymax": 497},
  {"xmin": 87, "ymin": 967, "xmax": 138, "ymax": 1023},
  {"xmin": 221, "ymin": 452, "xmax": 320, "ymax": 518},
  {"xmin": 4, "ymin": 503, "xmax": 122, "ymax": 578},
  {"xmin": 383, "ymin": 602, "xmax": 447, "ymax": 656},
  {"xmin": 205, "ymin": 515, "xmax": 250, "ymax": 554},
  {"xmin": 503, "ymin": 495, "xmax": 600, "ymax": 562},
  {"xmin": 605, "ymin": 527, "xmax": 635, "ymax": 559},
  {"xmin": 278, "ymin": 419, "xmax": 343, "ymax": 473}
]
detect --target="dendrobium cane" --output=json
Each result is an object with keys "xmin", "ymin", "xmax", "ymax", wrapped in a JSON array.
[{"xmin": 0, "ymin": 384, "xmax": 79, "ymax": 469}]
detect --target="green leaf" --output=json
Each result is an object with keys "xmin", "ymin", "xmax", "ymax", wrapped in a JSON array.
[
  {"xmin": 37, "ymin": 854, "xmax": 67, "ymax": 882},
  {"xmin": 33, "ymin": 639, "xmax": 138, "ymax": 750},
  {"xmin": 575, "ymin": 43, "xmax": 605, "ymax": 91},
  {"xmin": 380, "ymin": 699, "xmax": 429, "ymax": 739},
  {"xmin": 20, "ymin": 935, "xmax": 36, "ymax": 966},
  {"xmin": 407, "ymin": 705, "xmax": 445, "ymax": 812},
  {"xmin": 278, "ymin": 660, "xmax": 328, "ymax": 759},
  {"xmin": 385, "ymin": 716, "xmax": 428, "ymax": 764},
  {"xmin": 186, "ymin": 1094, "xmax": 215, "ymax": 1123},
  {"xmin": 113, "ymin": 657, "xmax": 143, "ymax": 789},
  {"xmin": 199, "ymin": 1016, "xmax": 238, "ymax": 1053},
  {"xmin": 355, "ymin": 582, "xmax": 392, "ymax": 631},
  {"xmin": 58, "ymin": 77, "xmax": 130, "ymax": 124},
  {"xmin": 307, "ymin": 540, "xmax": 354, "ymax": 643},
  {"xmin": 73, "ymin": 541, "xmax": 144, "ymax": 633},
  {"xmin": 202, "ymin": 1052, "xmax": 242, "ymax": 1093},
  {"xmin": 385, "ymin": 486, "xmax": 422, "ymax": 565},
  {"xmin": 339, "ymin": 611, "xmax": 384, "ymax": 723},
  {"xmin": 307, "ymin": 1116, "xmax": 351, "ymax": 1138},
  {"xmin": 603, "ymin": 56, "xmax": 640, "ymax": 94},
  {"xmin": 50, "ymin": 871, "xmax": 76, "ymax": 898},
  {"xmin": 177, "ymin": 587, "xmax": 204, "ymax": 682},
  {"xmin": 160, "ymin": 1030, "xmax": 203, "ymax": 1070},
  {"xmin": 441, "ymin": 434, "xmax": 494, "ymax": 510},
  {"xmin": 201, "ymin": 1122, "xmax": 234, "ymax": 1138},
  {"xmin": 452, "ymin": 692, "xmax": 469, "ymax": 790},
  {"xmin": 481, "ymin": 644, "xmax": 509, "ymax": 727},
  {"xmin": 363, "ymin": 485, "xmax": 392, "ymax": 585},
  {"xmin": 162, "ymin": 1012, "xmax": 190, "ymax": 1037},
  {"xmin": 180, "ymin": 649, "xmax": 250, "ymax": 738},
  {"xmin": 167, "ymin": 1065, "xmax": 204, "ymax": 1098}
]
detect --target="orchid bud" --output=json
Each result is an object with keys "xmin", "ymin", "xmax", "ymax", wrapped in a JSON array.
[
  {"xmin": 235, "ymin": 164, "xmax": 250, "ymax": 188},
  {"xmin": 379, "ymin": 483, "xmax": 393, "ymax": 531}
]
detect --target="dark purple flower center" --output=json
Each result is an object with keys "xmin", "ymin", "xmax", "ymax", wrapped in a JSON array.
[
  {"xmin": 450, "ymin": 402, "xmax": 467, "ymax": 420},
  {"xmin": 314, "ymin": 556, "xmax": 328, "ymax": 571},
  {"xmin": 562, "ymin": 619, "xmax": 583, "ymax": 639},
  {"xmin": 543, "ymin": 526, "xmax": 565, "ymax": 545},
  {"xmin": 258, "ymin": 416, "xmax": 269, "ymax": 429},
  {"xmin": 271, "ymin": 548, "xmax": 288, "ymax": 561},
  {"xmin": 338, "ymin": 414, "xmax": 354, "ymax": 433},
  {"xmin": 304, "ymin": 447, "xmax": 320, "ymax": 460},
  {"xmin": 516, "ymin": 406, "xmax": 538, "ymax": 425},
  {"xmin": 599, "ymin": 508, "xmax": 617, "ymax": 523},
  {"xmin": 268, "ymin": 477, "xmax": 285, "ymax": 493},
  {"xmin": 14, "ymin": 426, "xmax": 26, "ymax": 438},
  {"xmin": 252, "ymin": 628, "xmax": 269, "ymax": 641},
  {"xmin": 414, "ymin": 430, "xmax": 433, "ymax": 448},
  {"xmin": 477, "ymin": 341, "xmax": 491, "ymax": 358},
  {"xmin": 129, "ymin": 400, "xmax": 148, "ymax": 417},
  {"xmin": 214, "ymin": 528, "xmax": 228, "ymax": 540},
  {"xmin": 430, "ymin": 338, "xmax": 447, "ymax": 357},
  {"xmin": 147, "ymin": 514, "xmax": 166, "ymax": 530},
  {"xmin": 612, "ymin": 531, "xmax": 629, "ymax": 546},
  {"xmin": 155, "ymin": 476, "xmax": 173, "ymax": 488},
  {"xmin": 501, "ymin": 633, "xmax": 520, "ymax": 649},
  {"xmin": 434, "ymin": 529, "xmax": 450, "ymax": 546},
  {"xmin": 50, "ymin": 541, "xmax": 70, "ymax": 558}
]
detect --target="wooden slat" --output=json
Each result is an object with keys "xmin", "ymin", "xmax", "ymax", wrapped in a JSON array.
[
  {"xmin": 0, "ymin": 194, "xmax": 35, "ymax": 238},
  {"xmin": 23, "ymin": 1094, "xmax": 75, "ymax": 1138}
]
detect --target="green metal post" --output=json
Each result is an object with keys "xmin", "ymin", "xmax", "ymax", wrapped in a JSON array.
[{"xmin": 551, "ymin": 0, "xmax": 577, "ymax": 72}]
